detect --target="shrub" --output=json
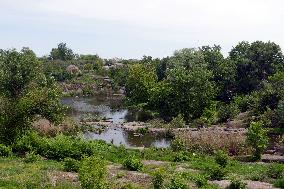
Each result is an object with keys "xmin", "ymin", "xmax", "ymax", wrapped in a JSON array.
[
  {"xmin": 170, "ymin": 138, "xmax": 186, "ymax": 152},
  {"xmin": 218, "ymin": 103, "xmax": 240, "ymax": 122},
  {"xmin": 0, "ymin": 144, "xmax": 12, "ymax": 157},
  {"xmin": 169, "ymin": 114, "xmax": 186, "ymax": 128},
  {"xmin": 208, "ymin": 166, "xmax": 227, "ymax": 180},
  {"xmin": 24, "ymin": 152, "xmax": 42, "ymax": 163},
  {"xmin": 168, "ymin": 174, "xmax": 188, "ymax": 189},
  {"xmin": 63, "ymin": 158, "xmax": 80, "ymax": 172},
  {"xmin": 123, "ymin": 156, "xmax": 143, "ymax": 171},
  {"xmin": 214, "ymin": 150, "xmax": 229, "ymax": 168},
  {"xmin": 79, "ymin": 156, "xmax": 109, "ymax": 189},
  {"xmin": 153, "ymin": 168, "xmax": 165, "ymax": 189},
  {"xmin": 246, "ymin": 121, "xmax": 268, "ymax": 161},
  {"xmin": 227, "ymin": 179, "xmax": 246, "ymax": 189},
  {"xmin": 267, "ymin": 163, "xmax": 284, "ymax": 179},
  {"xmin": 173, "ymin": 152, "xmax": 190, "ymax": 162},
  {"xmin": 194, "ymin": 174, "xmax": 207, "ymax": 188},
  {"xmin": 274, "ymin": 178, "xmax": 284, "ymax": 188}
]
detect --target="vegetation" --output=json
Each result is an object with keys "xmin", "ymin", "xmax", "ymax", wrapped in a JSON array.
[{"xmin": 0, "ymin": 41, "xmax": 284, "ymax": 188}]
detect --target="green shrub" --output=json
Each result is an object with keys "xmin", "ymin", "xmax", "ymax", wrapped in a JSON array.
[
  {"xmin": 246, "ymin": 121, "xmax": 268, "ymax": 161},
  {"xmin": 173, "ymin": 152, "xmax": 190, "ymax": 162},
  {"xmin": 267, "ymin": 163, "xmax": 284, "ymax": 179},
  {"xmin": 123, "ymin": 156, "xmax": 143, "ymax": 171},
  {"xmin": 0, "ymin": 144, "xmax": 12, "ymax": 157},
  {"xmin": 194, "ymin": 174, "xmax": 207, "ymax": 188},
  {"xmin": 227, "ymin": 179, "xmax": 246, "ymax": 189},
  {"xmin": 218, "ymin": 103, "xmax": 240, "ymax": 122},
  {"xmin": 79, "ymin": 156, "xmax": 109, "ymax": 189},
  {"xmin": 208, "ymin": 166, "xmax": 227, "ymax": 180},
  {"xmin": 136, "ymin": 127, "xmax": 149, "ymax": 135},
  {"xmin": 170, "ymin": 138, "xmax": 186, "ymax": 152},
  {"xmin": 274, "ymin": 178, "xmax": 284, "ymax": 188},
  {"xmin": 63, "ymin": 158, "xmax": 80, "ymax": 172},
  {"xmin": 24, "ymin": 152, "xmax": 42, "ymax": 163},
  {"xmin": 153, "ymin": 168, "xmax": 165, "ymax": 189},
  {"xmin": 169, "ymin": 114, "xmax": 186, "ymax": 128},
  {"xmin": 169, "ymin": 174, "xmax": 188, "ymax": 189},
  {"xmin": 214, "ymin": 150, "xmax": 229, "ymax": 168}
]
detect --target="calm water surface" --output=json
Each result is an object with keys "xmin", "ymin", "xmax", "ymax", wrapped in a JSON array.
[{"xmin": 61, "ymin": 95, "xmax": 171, "ymax": 148}]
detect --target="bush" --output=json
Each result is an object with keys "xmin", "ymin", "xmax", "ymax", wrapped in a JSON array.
[
  {"xmin": 173, "ymin": 152, "xmax": 190, "ymax": 162},
  {"xmin": 274, "ymin": 178, "xmax": 284, "ymax": 188},
  {"xmin": 227, "ymin": 179, "xmax": 246, "ymax": 189},
  {"xmin": 24, "ymin": 152, "xmax": 42, "ymax": 163},
  {"xmin": 153, "ymin": 168, "xmax": 165, "ymax": 189},
  {"xmin": 169, "ymin": 174, "xmax": 188, "ymax": 189},
  {"xmin": 169, "ymin": 114, "xmax": 186, "ymax": 128},
  {"xmin": 170, "ymin": 138, "xmax": 186, "ymax": 152},
  {"xmin": 194, "ymin": 174, "xmax": 207, "ymax": 188},
  {"xmin": 214, "ymin": 150, "xmax": 229, "ymax": 168},
  {"xmin": 267, "ymin": 163, "xmax": 284, "ymax": 179},
  {"xmin": 63, "ymin": 158, "xmax": 80, "ymax": 172},
  {"xmin": 123, "ymin": 156, "xmax": 143, "ymax": 171},
  {"xmin": 218, "ymin": 103, "xmax": 240, "ymax": 122},
  {"xmin": 246, "ymin": 121, "xmax": 268, "ymax": 161},
  {"xmin": 0, "ymin": 144, "xmax": 12, "ymax": 157},
  {"xmin": 79, "ymin": 156, "xmax": 109, "ymax": 189},
  {"xmin": 208, "ymin": 166, "xmax": 227, "ymax": 180}
]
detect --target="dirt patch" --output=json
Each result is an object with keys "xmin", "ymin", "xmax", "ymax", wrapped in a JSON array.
[
  {"xmin": 262, "ymin": 154, "xmax": 284, "ymax": 163},
  {"xmin": 108, "ymin": 164, "xmax": 152, "ymax": 187},
  {"xmin": 49, "ymin": 171, "xmax": 79, "ymax": 187},
  {"xmin": 210, "ymin": 180, "xmax": 279, "ymax": 189}
]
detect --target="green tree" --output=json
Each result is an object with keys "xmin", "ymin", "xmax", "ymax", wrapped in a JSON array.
[
  {"xmin": 229, "ymin": 41, "xmax": 284, "ymax": 94},
  {"xmin": 50, "ymin": 42, "xmax": 75, "ymax": 61},
  {"xmin": 246, "ymin": 121, "xmax": 268, "ymax": 160},
  {"xmin": 0, "ymin": 48, "xmax": 63, "ymax": 144},
  {"xmin": 125, "ymin": 64, "xmax": 157, "ymax": 104}
]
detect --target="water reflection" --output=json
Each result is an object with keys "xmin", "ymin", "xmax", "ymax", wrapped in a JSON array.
[{"xmin": 62, "ymin": 95, "xmax": 171, "ymax": 148}]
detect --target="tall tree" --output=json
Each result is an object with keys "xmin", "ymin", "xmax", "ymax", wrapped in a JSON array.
[
  {"xmin": 0, "ymin": 48, "xmax": 63, "ymax": 144},
  {"xmin": 50, "ymin": 43, "xmax": 75, "ymax": 61}
]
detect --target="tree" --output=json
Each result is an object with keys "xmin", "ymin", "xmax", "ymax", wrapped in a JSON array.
[
  {"xmin": 200, "ymin": 45, "xmax": 237, "ymax": 102},
  {"xmin": 246, "ymin": 121, "xmax": 268, "ymax": 160},
  {"xmin": 0, "ymin": 48, "xmax": 63, "ymax": 144},
  {"xmin": 229, "ymin": 41, "xmax": 284, "ymax": 94},
  {"xmin": 125, "ymin": 64, "xmax": 157, "ymax": 104},
  {"xmin": 50, "ymin": 43, "xmax": 75, "ymax": 61}
]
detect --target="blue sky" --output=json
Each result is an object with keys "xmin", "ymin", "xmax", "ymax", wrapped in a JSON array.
[{"xmin": 1, "ymin": 0, "xmax": 284, "ymax": 59}]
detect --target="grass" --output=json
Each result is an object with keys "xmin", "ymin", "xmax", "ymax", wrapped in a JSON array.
[{"xmin": 0, "ymin": 157, "xmax": 79, "ymax": 189}]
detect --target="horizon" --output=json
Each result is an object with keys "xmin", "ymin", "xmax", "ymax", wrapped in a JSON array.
[{"xmin": 1, "ymin": 0, "xmax": 284, "ymax": 59}]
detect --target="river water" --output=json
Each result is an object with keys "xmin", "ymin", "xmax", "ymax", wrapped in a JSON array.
[{"xmin": 61, "ymin": 95, "xmax": 171, "ymax": 148}]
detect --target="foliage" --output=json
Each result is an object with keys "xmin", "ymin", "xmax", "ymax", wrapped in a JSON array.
[
  {"xmin": 169, "ymin": 174, "xmax": 188, "ymax": 189},
  {"xmin": 24, "ymin": 152, "xmax": 42, "ymax": 163},
  {"xmin": 0, "ymin": 48, "xmax": 63, "ymax": 144},
  {"xmin": 63, "ymin": 157, "xmax": 80, "ymax": 172},
  {"xmin": 170, "ymin": 138, "xmax": 186, "ymax": 152},
  {"xmin": 274, "ymin": 178, "xmax": 284, "ymax": 188},
  {"xmin": 50, "ymin": 43, "xmax": 75, "ymax": 61},
  {"xmin": 125, "ymin": 64, "xmax": 157, "ymax": 104},
  {"xmin": 123, "ymin": 156, "xmax": 143, "ymax": 171},
  {"xmin": 208, "ymin": 166, "xmax": 227, "ymax": 180},
  {"xmin": 152, "ymin": 168, "xmax": 165, "ymax": 189},
  {"xmin": 214, "ymin": 150, "xmax": 229, "ymax": 168},
  {"xmin": 0, "ymin": 144, "xmax": 12, "ymax": 157},
  {"xmin": 246, "ymin": 121, "xmax": 268, "ymax": 160},
  {"xmin": 229, "ymin": 41, "xmax": 284, "ymax": 94},
  {"xmin": 267, "ymin": 163, "xmax": 284, "ymax": 179},
  {"xmin": 169, "ymin": 114, "xmax": 186, "ymax": 128},
  {"xmin": 227, "ymin": 179, "xmax": 247, "ymax": 189},
  {"xmin": 79, "ymin": 156, "xmax": 109, "ymax": 189}
]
